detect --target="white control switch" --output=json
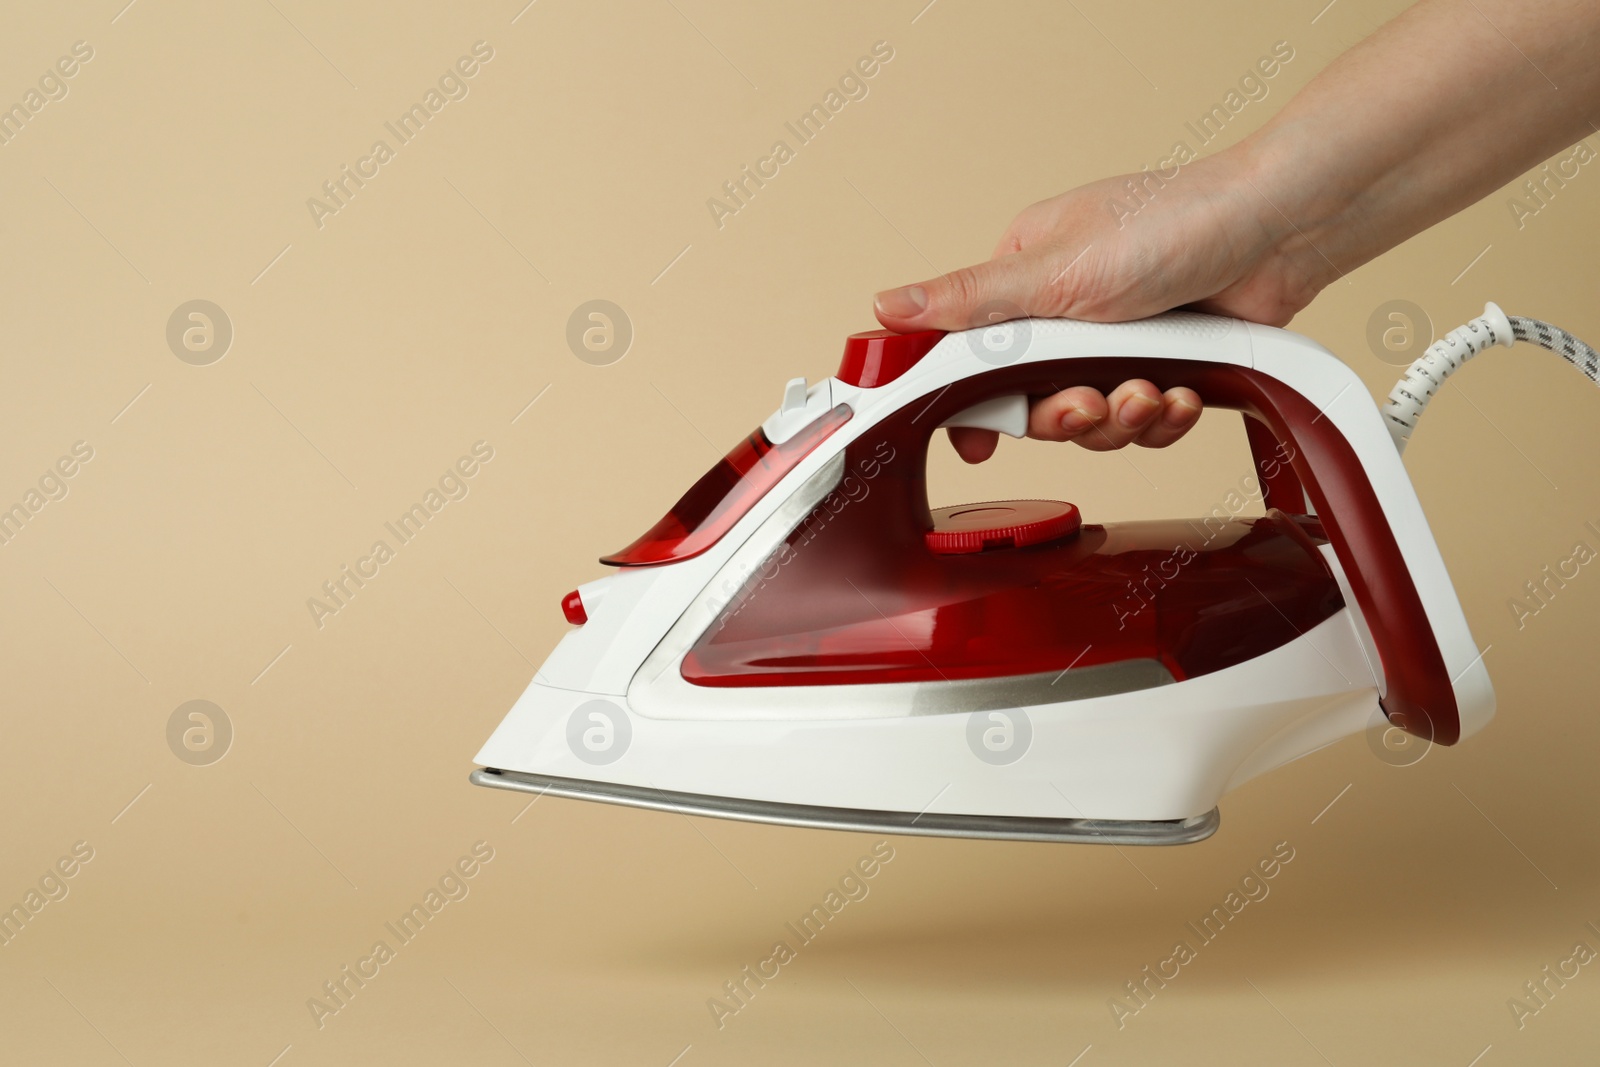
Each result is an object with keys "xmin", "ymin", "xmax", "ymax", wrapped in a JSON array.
[
  {"xmin": 781, "ymin": 377, "xmax": 808, "ymax": 414},
  {"xmin": 762, "ymin": 377, "xmax": 835, "ymax": 444},
  {"xmin": 939, "ymin": 393, "xmax": 1029, "ymax": 438}
]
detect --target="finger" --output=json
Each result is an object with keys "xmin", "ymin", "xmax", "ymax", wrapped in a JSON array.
[
  {"xmin": 1025, "ymin": 386, "xmax": 1110, "ymax": 442},
  {"xmin": 1134, "ymin": 388, "xmax": 1204, "ymax": 449},
  {"xmin": 874, "ymin": 248, "xmax": 1064, "ymax": 333},
  {"xmin": 945, "ymin": 426, "xmax": 999, "ymax": 464},
  {"xmin": 1073, "ymin": 379, "xmax": 1163, "ymax": 452}
]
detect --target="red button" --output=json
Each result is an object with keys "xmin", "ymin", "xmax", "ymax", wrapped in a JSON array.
[
  {"xmin": 837, "ymin": 329, "xmax": 946, "ymax": 388},
  {"xmin": 561, "ymin": 589, "xmax": 587, "ymax": 625},
  {"xmin": 925, "ymin": 499, "xmax": 1082, "ymax": 555}
]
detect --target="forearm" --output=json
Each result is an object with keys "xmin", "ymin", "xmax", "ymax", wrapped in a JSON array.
[{"xmin": 1240, "ymin": 0, "xmax": 1600, "ymax": 281}]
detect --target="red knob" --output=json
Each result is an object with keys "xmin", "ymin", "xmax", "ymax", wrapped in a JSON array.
[{"xmin": 925, "ymin": 499, "xmax": 1082, "ymax": 555}]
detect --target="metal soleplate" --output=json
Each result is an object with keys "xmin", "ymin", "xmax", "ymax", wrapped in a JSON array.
[{"xmin": 470, "ymin": 767, "xmax": 1220, "ymax": 846}]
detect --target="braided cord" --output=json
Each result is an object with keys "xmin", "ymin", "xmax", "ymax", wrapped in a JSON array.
[
  {"xmin": 1385, "ymin": 303, "xmax": 1600, "ymax": 453},
  {"xmin": 1510, "ymin": 316, "xmax": 1600, "ymax": 385}
]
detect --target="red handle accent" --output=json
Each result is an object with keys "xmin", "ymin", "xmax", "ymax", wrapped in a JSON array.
[
  {"xmin": 1243, "ymin": 414, "xmax": 1306, "ymax": 512},
  {"xmin": 945, "ymin": 358, "xmax": 1457, "ymax": 744}
]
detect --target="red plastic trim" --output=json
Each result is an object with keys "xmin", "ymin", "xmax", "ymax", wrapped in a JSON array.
[
  {"xmin": 837, "ymin": 329, "xmax": 946, "ymax": 388},
  {"xmin": 561, "ymin": 590, "xmax": 586, "ymax": 625},
  {"xmin": 601, "ymin": 404, "xmax": 853, "ymax": 567},
  {"xmin": 925, "ymin": 499, "xmax": 1082, "ymax": 554},
  {"xmin": 1244, "ymin": 414, "xmax": 1305, "ymax": 512},
  {"xmin": 939, "ymin": 358, "xmax": 1459, "ymax": 744},
  {"xmin": 686, "ymin": 511, "xmax": 1340, "ymax": 688},
  {"xmin": 686, "ymin": 357, "xmax": 1460, "ymax": 745}
]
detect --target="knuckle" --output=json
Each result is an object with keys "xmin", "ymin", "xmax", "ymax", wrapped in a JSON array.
[
  {"xmin": 1038, "ymin": 260, "xmax": 1078, "ymax": 311},
  {"xmin": 1005, "ymin": 202, "xmax": 1053, "ymax": 246},
  {"xmin": 937, "ymin": 266, "xmax": 987, "ymax": 315}
]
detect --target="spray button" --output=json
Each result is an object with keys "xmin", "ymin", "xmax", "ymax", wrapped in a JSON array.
[{"xmin": 837, "ymin": 328, "xmax": 946, "ymax": 388}]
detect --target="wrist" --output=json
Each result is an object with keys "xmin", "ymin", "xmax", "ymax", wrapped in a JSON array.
[{"xmin": 1227, "ymin": 125, "xmax": 1354, "ymax": 298}]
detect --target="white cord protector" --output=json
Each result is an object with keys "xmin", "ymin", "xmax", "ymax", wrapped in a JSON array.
[{"xmin": 1384, "ymin": 302, "xmax": 1600, "ymax": 452}]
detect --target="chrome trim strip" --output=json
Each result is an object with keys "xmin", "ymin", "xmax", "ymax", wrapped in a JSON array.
[
  {"xmin": 470, "ymin": 767, "xmax": 1221, "ymax": 846},
  {"xmin": 903, "ymin": 659, "xmax": 1174, "ymax": 715}
]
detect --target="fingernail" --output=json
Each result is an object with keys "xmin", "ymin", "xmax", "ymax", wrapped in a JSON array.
[
  {"xmin": 1060, "ymin": 406, "xmax": 1095, "ymax": 434},
  {"xmin": 1117, "ymin": 393, "xmax": 1159, "ymax": 429},
  {"xmin": 1164, "ymin": 396, "xmax": 1202, "ymax": 426},
  {"xmin": 874, "ymin": 286, "xmax": 927, "ymax": 319}
]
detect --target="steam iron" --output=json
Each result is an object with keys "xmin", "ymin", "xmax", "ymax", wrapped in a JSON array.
[{"xmin": 471, "ymin": 306, "xmax": 1571, "ymax": 845}]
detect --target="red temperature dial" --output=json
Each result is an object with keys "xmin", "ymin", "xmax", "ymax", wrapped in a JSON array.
[{"xmin": 924, "ymin": 499, "xmax": 1082, "ymax": 555}]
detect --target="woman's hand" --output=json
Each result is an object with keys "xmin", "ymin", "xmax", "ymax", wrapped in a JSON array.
[
  {"xmin": 873, "ymin": 0, "xmax": 1600, "ymax": 465},
  {"xmin": 872, "ymin": 151, "xmax": 1330, "ymax": 463}
]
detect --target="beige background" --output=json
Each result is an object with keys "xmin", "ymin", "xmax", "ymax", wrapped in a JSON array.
[{"xmin": 3, "ymin": 0, "xmax": 1599, "ymax": 1063}]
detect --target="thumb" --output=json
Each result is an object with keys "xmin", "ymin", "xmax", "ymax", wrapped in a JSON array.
[{"xmin": 873, "ymin": 248, "xmax": 1070, "ymax": 332}]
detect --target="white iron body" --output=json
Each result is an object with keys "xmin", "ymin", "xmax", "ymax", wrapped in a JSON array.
[{"xmin": 473, "ymin": 314, "xmax": 1494, "ymax": 843}]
